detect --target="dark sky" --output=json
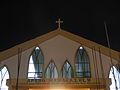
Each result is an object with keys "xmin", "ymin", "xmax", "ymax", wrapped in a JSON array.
[{"xmin": 0, "ymin": 0, "xmax": 120, "ymax": 52}]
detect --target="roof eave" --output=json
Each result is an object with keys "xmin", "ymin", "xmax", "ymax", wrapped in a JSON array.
[{"xmin": 0, "ymin": 28, "xmax": 120, "ymax": 62}]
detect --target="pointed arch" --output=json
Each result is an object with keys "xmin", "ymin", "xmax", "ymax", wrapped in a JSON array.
[
  {"xmin": 45, "ymin": 60, "xmax": 58, "ymax": 79},
  {"xmin": 0, "ymin": 65, "xmax": 10, "ymax": 90},
  {"xmin": 75, "ymin": 46, "xmax": 91, "ymax": 78},
  {"xmin": 62, "ymin": 60, "xmax": 73, "ymax": 78},
  {"xmin": 109, "ymin": 66, "xmax": 120, "ymax": 90},
  {"xmin": 28, "ymin": 46, "xmax": 44, "ymax": 79}
]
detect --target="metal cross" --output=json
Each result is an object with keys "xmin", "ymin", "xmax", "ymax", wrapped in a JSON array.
[{"xmin": 56, "ymin": 18, "xmax": 63, "ymax": 28}]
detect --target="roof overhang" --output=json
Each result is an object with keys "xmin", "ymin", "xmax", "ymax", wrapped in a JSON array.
[{"xmin": 0, "ymin": 28, "xmax": 120, "ymax": 62}]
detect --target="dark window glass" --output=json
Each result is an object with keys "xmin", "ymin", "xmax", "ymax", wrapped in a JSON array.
[{"xmin": 75, "ymin": 46, "xmax": 91, "ymax": 78}]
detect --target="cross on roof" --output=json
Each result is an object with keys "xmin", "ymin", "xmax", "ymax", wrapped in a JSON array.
[{"xmin": 56, "ymin": 18, "xmax": 63, "ymax": 29}]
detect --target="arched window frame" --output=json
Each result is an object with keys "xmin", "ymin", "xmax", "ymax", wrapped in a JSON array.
[
  {"xmin": 28, "ymin": 46, "xmax": 44, "ymax": 79},
  {"xmin": 0, "ymin": 65, "xmax": 10, "ymax": 90},
  {"xmin": 45, "ymin": 60, "xmax": 58, "ymax": 79},
  {"xmin": 61, "ymin": 60, "xmax": 73, "ymax": 78},
  {"xmin": 75, "ymin": 46, "xmax": 91, "ymax": 78},
  {"xmin": 109, "ymin": 65, "xmax": 120, "ymax": 90}
]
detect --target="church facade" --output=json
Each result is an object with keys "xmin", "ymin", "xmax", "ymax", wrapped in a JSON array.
[{"xmin": 0, "ymin": 21, "xmax": 120, "ymax": 90}]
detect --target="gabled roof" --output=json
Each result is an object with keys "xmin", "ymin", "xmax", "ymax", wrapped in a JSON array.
[{"xmin": 0, "ymin": 28, "xmax": 120, "ymax": 62}]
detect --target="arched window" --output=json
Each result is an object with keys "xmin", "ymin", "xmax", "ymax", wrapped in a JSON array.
[
  {"xmin": 62, "ymin": 60, "xmax": 73, "ymax": 78},
  {"xmin": 28, "ymin": 47, "xmax": 44, "ymax": 79},
  {"xmin": 45, "ymin": 60, "xmax": 58, "ymax": 79},
  {"xmin": 109, "ymin": 66, "xmax": 120, "ymax": 90},
  {"xmin": 75, "ymin": 46, "xmax": 91, "ymax": 78},
  {"xmin": 0, "ymin": 66, "xmax": 9, "ymax": 90}
]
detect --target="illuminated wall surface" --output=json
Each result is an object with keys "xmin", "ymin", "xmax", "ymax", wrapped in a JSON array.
[{"xmin": 0, "ymin": 30, "xmax": 120, "ymax": 90}]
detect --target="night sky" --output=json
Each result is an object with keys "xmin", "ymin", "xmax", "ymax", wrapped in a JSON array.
[{"xmin": 0, "ymin": 0, "xmax": 120, "ymax": 52}]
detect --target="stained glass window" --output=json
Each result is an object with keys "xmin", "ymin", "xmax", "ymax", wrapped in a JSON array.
[
  {"xmin": 62, "ymin": 60, "xmax": 73, "ymax": 78},
  {"xmin": 75, "ymin": 46, "xmax": 91, "ymax": 78},
  {"xmin": 45, "ymin": 60, "xmax": 58, "ymax": 79},
  {"xmin": 28, "ymin": 47, "xmax": 44, "ymax": 79},
  {"xmin": 0, "ymin": 66, "xmax": 9, "ymax": 90},
  {"xmin": 109, "ymin": 66, "xmax": 120, "ymax": 90}
]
